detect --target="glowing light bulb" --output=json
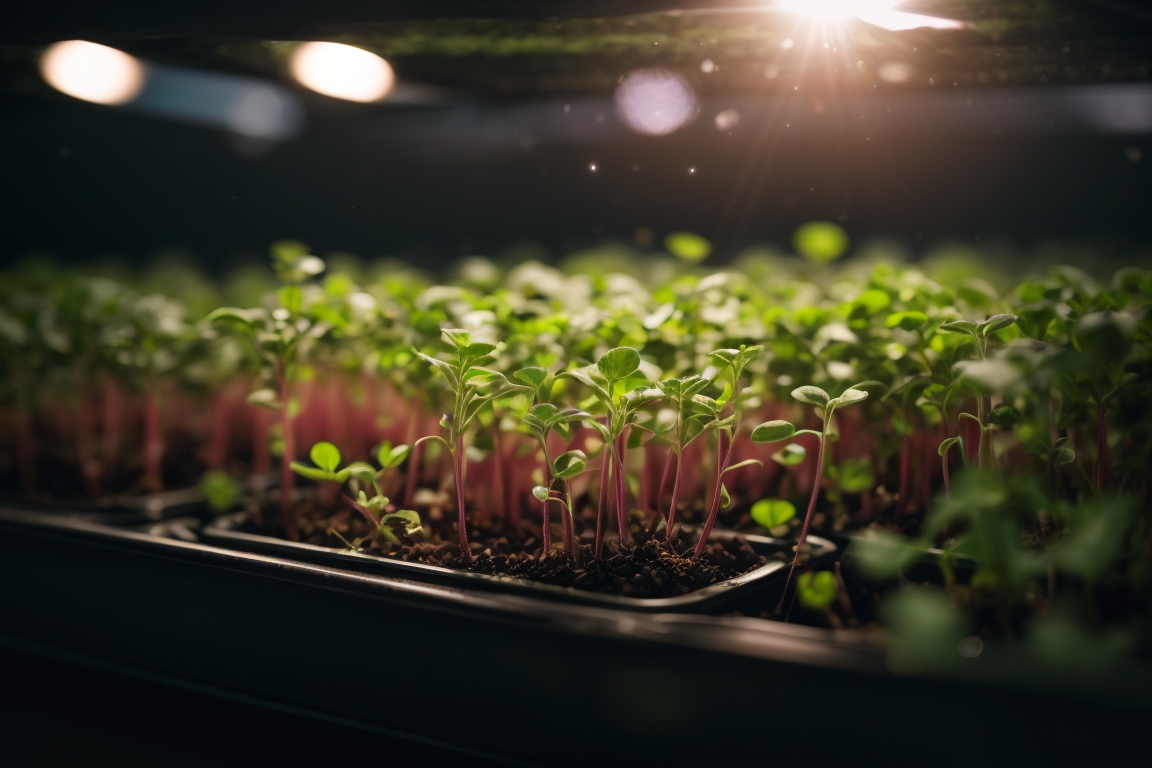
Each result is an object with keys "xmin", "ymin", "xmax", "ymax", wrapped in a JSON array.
[
  {"xmin": 40, "ymin": 40, "xmax": 146, "ymax": 105},
  {"xmin": 290, "ymin": 42, "xmax": 394, "ymax": 103}
]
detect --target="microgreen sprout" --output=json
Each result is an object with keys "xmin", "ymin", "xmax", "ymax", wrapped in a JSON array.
[
  {"xmin": 753, "ymin": 381, "xmax": 879, "ymax": 615},
  {"xmin": 415, "ymin": 329, "xmax": 527, "ymax": 559}
]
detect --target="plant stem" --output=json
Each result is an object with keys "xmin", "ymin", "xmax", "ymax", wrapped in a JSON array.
[
  {"xmin": 453, "ymin": 432, "xmax": 471, "ymax": 559},
  {"xmin": 777, "ymin": 412, "xmax": 829, "ymax": 616},
  {"xmin": 664, "ymin": 451, "xmax": 683, "ymax": 545},
  {"xmin": 277, "ymin": 363, "xmax": 295, "ymax": 533},
  {"xmin": 693, "ymin": 429, "xmax": 733, "ymax": 559},
  {"xmin": 614, "ymin": 433, "xmax": 629, "ymax": 546},
  {"xmin": 562, "ymin": 483, "xmax": 576, "ymax": 557},
  {"xmin": 942, "ymin": 450, "xmax": 952, "ymax": 500},
  {"xmin": 341, "ymin": 492, "xmax": 379, "ymax": 528},
  {"xmin": 595, "ymin": 429, "xmax": 609, "ymax": 557},
  {"xmin": 540, "ymin": 496, "xmax": 551, "ymax": 552}
]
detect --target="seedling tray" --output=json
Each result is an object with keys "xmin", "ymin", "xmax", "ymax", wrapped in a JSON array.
[
  {"xmin": 1, "ymin": 505, "xmax": 1148, "ymax": 768},
  {"xmin": 196, "ymin": 512, "xmax": 836, "ymax": 614},
  {"xmin": 1, "ymin": 486, "xmax": 208, "ymax": 526}
]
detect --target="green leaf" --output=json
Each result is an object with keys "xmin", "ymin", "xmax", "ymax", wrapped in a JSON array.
[
  {"xmin": 771, "ymin": 443, "xmax": 807, "ymax": 466},
  {"xmin": 597, "ymin": 347, "xmax": 641, "ymax": 381},
  {"xmin": 847, "ymin": 530, "xmax": 927, "ymax": 580},
  {"xmin": 278, "ymin": 285, "xmax": 303, "ymax": 314},
  {"xmin": 343, "ymin": 462, "xmax": 377, "ymax": 479},
  {"xmin": 246, "ymin": 389, "xmax": 281, "ymax": 410},
  {"xmin": 794, "ymin": 221, "xmax": 848, "ymax": 264},
  {"xmin": 199, "ymin": 471, "xmax": 241, "ymax": 514},
  {"xmin": 832, "ymin": 387, "xmax": 869, "ymax": 407},
  {"xmin": 665, "ymin": 232, "xmax": 713, "ymax": 263},
  {"xmin": 752, "ymin": 420, "xmax": 798, "ymax": 443},
  {"xmin": 791, "ymin": 385, "xmax": 830, "ymax": 408},
  {"xmin": 720, "ymin": 482, "xmax": 732, "ymax": 509},
  {"xmin": 310, "ymin": 442, "xmax": 341, "ymax": 472},
  {"xmin": 988, "ymin": 404, "xmax": 1020, "ymax": 428},
  {"xmin": 797, "ymin": 571, "xmax": 837, "ymax": 611},
  {"xmin": 722, "ymin": 458, "xmax": 763, "ymax": 475},
  {"xmin": 979, "ymin": 313, "xmax": 1018, "ymax": 336},
  {"xmin": 938, "ymin": 319, "xmax": 979, "ymax": 335},
  {"xmin": 938, "ymin": 436, "xmax": 963, "ymax": 457},
  {"xmin": 532, "ymin": 486, "xmax": 551, "ymax": 502},
  {"xmin": 555, "ymin": 450, "xmax": 588, "ymax": 480},
  {"xmin": 885, "ymin": 311, "xmax": 928, "ymax": 331},
  {"xmin": 441, "ymin": 328, "xmax": 472, "ymax": 349},
  {"xmin": 289, "ymin": 462, "xmax": 333, "ymax": 482},
  {"xmin": 206, "ymin": 307, "xmax": 253, "ymax": 327},
  {"xmin": 751, "ymin": 499, "xmax": 796, "ymax": 528},
  {"xmin": 514, "ymin": 366, "xmax": 548, "ymax": 390}
]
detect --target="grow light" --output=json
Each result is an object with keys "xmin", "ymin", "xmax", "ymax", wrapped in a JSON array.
[
  {"xmin": 290, "ymin": 42, "xmax": 394, "ymax": 103},
  {"xmin": 774, "ymin": 0, "xmax": 964, "ymax": 31},
  {"xmin": 40, "ymin": 40, "xmax": 145, "ymax": 106}
]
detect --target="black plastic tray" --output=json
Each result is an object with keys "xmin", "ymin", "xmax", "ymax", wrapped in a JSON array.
[
  {"xmin": 2, "ymin": 505, "xmax": 1148, "ymax": 768},
  {"xmin": 1, "ymin": 486, "xmax": 208, "ymax": 526},
  {"xmin": 195, "ymin": 512, "xmax": 836, "ymax": 613}
]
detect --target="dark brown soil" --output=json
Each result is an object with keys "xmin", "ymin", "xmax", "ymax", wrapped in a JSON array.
[{"xmin": 240, "ymin": 498, "xmax": 765, "ymax": 599}]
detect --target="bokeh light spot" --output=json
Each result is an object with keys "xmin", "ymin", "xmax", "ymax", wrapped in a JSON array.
[
  {"xmin": 40, "ymin": 40, "xmax": 146, "ymax": 106},
  {"xmin": 290, "ymin": 42, "xmax": 394, "ymax": 103},
  {"xmin": 615, "ymin": 69, "xmax": 698, "ymax": 137}
]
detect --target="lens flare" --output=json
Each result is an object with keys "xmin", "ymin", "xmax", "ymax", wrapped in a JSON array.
[
  {"xmin": 40, "ymin": 40, "xmax": 146, "ymax": 105},
  {"xmin": 290, "ymin": 42, "xmax": 394, "ymax": 103},
  {"xmin": 776, "ymin": 0, "xmax": 900, "ymax": 22},
  {"xmin": 615, "ymin": 69, "xmax": 698, "ymax": 137}
]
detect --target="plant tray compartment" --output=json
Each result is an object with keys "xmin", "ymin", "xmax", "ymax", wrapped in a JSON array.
[{"xmin": 196, "ymin": 511, "xmax": 836, "ymax": 613}]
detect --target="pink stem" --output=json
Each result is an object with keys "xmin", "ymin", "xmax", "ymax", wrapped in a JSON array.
[
  {"xmin": 776, "ymin": 423, "xmax": 827, "ymax": 616},
  {"xmin": 541, "ymin": 499, "xmax": 551, "ymax": 552},
  {"xmin": 595, "ymin": 436, "xmax": 609, "ymax": 558},
  {"xmin": 693, "ymin": 430, "xmax": 733, "ymax": 558},
  {"xmin": 943, "ymin": 451, "xmax": 952, "ymax": 500},
  {"xmin": 664, "ymin": 452, "xmax": 683, "ymax": 545},
  {"xmin": 342, "ymin": 492, "xmax": 379, "ymax": 528}
]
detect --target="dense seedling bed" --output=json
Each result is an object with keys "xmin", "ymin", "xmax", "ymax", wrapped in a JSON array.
[{"xmin": 2, "ymin": 229, "xmax": 1150, "ymax": 648}]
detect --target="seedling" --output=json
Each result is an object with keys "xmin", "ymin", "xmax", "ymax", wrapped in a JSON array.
[
  {"xmin": 208, "ymin": 247, "xmax": 331, "ymax": 531},
  {"xmin": 290, "ymin": 441, "xmax": 423, "ymax": 544},
  {"xmin": 753, "ymin": 381, "xmax": 877, "ymax": 615},
  {"xmin": 415, "ymin": 329, "xmax": 527, "ymax": 559}
]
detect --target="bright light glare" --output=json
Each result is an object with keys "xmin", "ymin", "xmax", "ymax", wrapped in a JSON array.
[
  {"xmin": 857, "ymin": 10, "xmax": 965, "ymax": 30},
  {"xmin": 776, "ymin": 1, "xmax": 963, "ymax": 30},
  {"xmin": 776, "ymin": 0, "xmax": 900, "ymax": 22},
  {"xmin": 290, "ymin": 42, "xmax": 394, "ymax": 103},
  {"xmin": 615, "ymin": 69, "xmax": 698, "ymax": 137},
  {"xmin": 40, "ymin": 40, "xmax": 145, "ymax": 105}
]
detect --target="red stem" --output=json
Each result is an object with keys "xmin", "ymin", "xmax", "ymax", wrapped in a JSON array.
[
  {"xmin": 541, "ymin": 499, "xmax": 551, "ymax": 552},
  {"xmin": 777, "ymin": 423, "xmax": 826, "ymax": 616},
  {"xmin": 693, "ymin": 430, "xmax": 734, "ymax": 558},
  {"xmin": 943, "ymin": 451, "xmax": 952, "ymax": 500},
  {"xmin": 342, "ymin": 492, "xmax": 379, "ymax": 528},
  {"xmin": 595, "ymin": 434, "xmax": 609, "ymax": 558},
  {"xmin": 664, "ymin": 452, "xmax": 683, "ymax": 545}
]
